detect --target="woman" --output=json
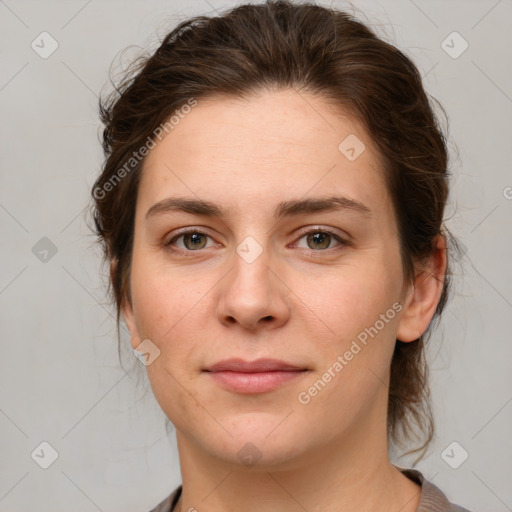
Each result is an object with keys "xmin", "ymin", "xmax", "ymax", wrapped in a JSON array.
[{"xmin": 91, "ymin": 1, "xmax": 472, "ymax": 510}]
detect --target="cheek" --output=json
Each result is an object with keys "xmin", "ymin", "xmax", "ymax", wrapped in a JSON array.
[
  {"xmin": 298, "ymin": 261, "xmax": 403, "ymax": 348},
  {"xmin": 295, "ymin": 273, "xmax": 401, "ymax": 431},
  {"xmin": 129, "ymin": 257, "xmax": 221, "ymax": 388},
  {"xmin": 129, "ymin": 263, "xmax": 211, "ymax": 428},
  {"xmin": 293, "ymin": 259, "xmax": 403, "ymax": 411},
  {"xmin": 130, "ymin": 255, "xmax": 209, "ymax": 340}
]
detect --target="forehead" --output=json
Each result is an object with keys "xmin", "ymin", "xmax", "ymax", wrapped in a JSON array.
[{"xmin": 137, "ymin": 88, "xmax": 390, "ymax": 218}]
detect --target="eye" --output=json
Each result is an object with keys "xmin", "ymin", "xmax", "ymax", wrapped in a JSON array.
[
  {"xmin": 164, "ymin": 227, "xmax": 349, "ymax": 256},
  {"xmin": 293, "ymin": 229, "xmax": 348, "ymax": 251},
  {"xmin": 165, "ymin": 230, "xmax": 216, "ymax": 253}
]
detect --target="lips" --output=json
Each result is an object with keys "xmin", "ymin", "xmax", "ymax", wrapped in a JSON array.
[
  {"xmin": 204, "ymin": 358, "xmax": 308, "ymax": 393},
  {"xmin": 205, "ymin": 358, "xmax": 304, "ymax": 373}
]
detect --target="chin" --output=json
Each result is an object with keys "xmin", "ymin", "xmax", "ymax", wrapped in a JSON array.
[{"xmin": 194, "ymin": 419, "xmax": 310, "ymax": 470}]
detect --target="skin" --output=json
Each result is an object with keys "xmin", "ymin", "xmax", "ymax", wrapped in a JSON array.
[{"xmin": 121, "ymin": 88, "xmax": 447, "ymax": 512}]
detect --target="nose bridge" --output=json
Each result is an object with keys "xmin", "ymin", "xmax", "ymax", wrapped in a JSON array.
[{"xmin": 218, "ymin": 234, "xmax": 289, "ymax": 330}]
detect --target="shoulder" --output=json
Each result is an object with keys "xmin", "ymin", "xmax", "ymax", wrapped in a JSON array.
[
  {"xmin": 147, "ymin": 485, "xmax": 182, "ymax": 512},
  {"xmin": 397, "ymin": 466, "xmax": 474, "ymax": 512}
]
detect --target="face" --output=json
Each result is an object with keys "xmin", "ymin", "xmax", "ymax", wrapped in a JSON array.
[{"xmin": 122, "ymin": 88, "xmax": 427, "ymax": 468}]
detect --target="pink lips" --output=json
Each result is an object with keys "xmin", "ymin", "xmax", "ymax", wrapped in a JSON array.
[{"xmin": 204, "ymin": 358, "xmax": 308, "ymax": 393}]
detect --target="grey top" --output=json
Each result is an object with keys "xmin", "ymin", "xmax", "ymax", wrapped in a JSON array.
[{"xmin": 148, "ymin": 466, "xmax": 472, "ymax": 512}]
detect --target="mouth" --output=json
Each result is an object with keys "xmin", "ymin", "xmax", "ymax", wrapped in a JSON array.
[{"xmin": 203, "ymin": 358, "xmax": 309, "ymax": 394}]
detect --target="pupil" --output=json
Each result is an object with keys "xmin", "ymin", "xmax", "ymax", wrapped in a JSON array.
[
  {"xmin": 310, "ymin": 232, "xmax": 330, "ymax": 249},
  {"xmin": 186, "ymin": 233, "xmax": 205, "ymax": 249}
]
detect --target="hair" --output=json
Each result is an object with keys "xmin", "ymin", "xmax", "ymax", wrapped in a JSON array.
[{"xmin": 90, "ymin": 0, "xmax": 456, "ymax": 463}]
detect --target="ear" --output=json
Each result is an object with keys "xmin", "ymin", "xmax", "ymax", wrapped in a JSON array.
[
  {"xmin": 396, "ymin": 234, "xmax": 447, "ymax": 342},
  {"xmin": 110, "ymin": 259, "xmax": 141, "ymax": 351}
]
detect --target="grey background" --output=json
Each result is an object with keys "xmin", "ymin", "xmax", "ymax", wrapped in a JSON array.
[{"xmin": 0, "ymin": 0, "xmax": 511, "ymax": 511}]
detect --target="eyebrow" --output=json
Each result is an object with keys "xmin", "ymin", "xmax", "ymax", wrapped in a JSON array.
[{"xmin": 145, "ymin": 195, "xmax": 371, "ymax": 221}]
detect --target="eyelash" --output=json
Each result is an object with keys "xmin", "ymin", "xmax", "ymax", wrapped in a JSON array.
[{"xmin": 164, "ymin": 227, "xmax": 350, "ymax": 256}]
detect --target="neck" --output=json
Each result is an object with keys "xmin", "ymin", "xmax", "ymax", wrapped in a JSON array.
[{"xmin": 173, "ymin": 417, "xmax": 421, "ymax": 512}]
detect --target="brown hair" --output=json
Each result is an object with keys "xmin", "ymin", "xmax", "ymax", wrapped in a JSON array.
[{"xmin": 91, "ymin": 0, "xmax": 455, "ymax": 461}]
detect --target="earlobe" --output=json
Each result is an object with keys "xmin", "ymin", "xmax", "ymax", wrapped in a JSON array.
[
  {"xmin": 111, "ymin": 258, "xmax": 141, "ymax": 350},
  {"xmin": 396, "ymin": 235, "xmax": 447, "ymax": 343},
  {"xmin": 122, "ymin": 297, "xmax": 142, "ymax": 351}
]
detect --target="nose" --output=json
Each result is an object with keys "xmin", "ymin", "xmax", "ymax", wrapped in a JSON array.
[{"xmin": 216, "ymin": 246, "xmax": 291, "ymax": 332}]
